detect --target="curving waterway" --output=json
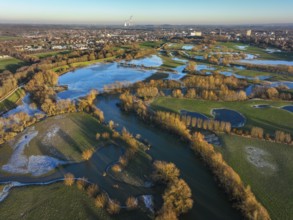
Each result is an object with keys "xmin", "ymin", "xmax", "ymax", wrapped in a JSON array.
[
  {"xmin": 95, "ymin": 95, "xmax": 241, "ymax": 220},
  {"xmin": 1, "ymin": 56, "xmax": 244, "ymax": 219}
]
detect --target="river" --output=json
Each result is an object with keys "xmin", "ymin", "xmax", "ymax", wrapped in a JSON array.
[
  {"xmin": 1, "ymin": 55, "xmax": 246, "ymax": 219},
  {"xmin": 95, "ymin": 95, "xmax": 241, "ymax": 220}
]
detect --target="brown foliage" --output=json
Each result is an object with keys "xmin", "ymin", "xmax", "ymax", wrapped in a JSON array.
[
  {"xmin": 126, "ymin": 196, "xmax": 138, "ymax": 210},
  {"xmin": 82, "ymin": 148, "xmax": 94, "ymax": 160},
  {"xmin": 95, "ymin": 193, "xmax": 108, "ymax": 208},
  {"xmin": 191, "ymin": 133, "xmax": 271, "ymax": 220},
  {"xmin": 107, "ymin": 200, "xmax": 121, "ymax": 215},
  {"xmin": 101, "ymin": 132, "xmax": 110, "ymax": 140},
  {"xmin": 87, "ymin": 184, "xmax": 99, "ymax": 197},
  {"xmin": 76, "ymin": 177, "xmax": 88, "ymax": 190},
  {"xmin": 111, "ymin": 164, "xmax": 122, "ymax": 173},
  {"xmin": 155, "ymin": 207, "xmax": 178, "ymax": 220},
  {"xmin": 162, "ymin": 179, "xmax": 193, "ymax": 215},
  {"xmin": 152, "ymin": 161, "xmax": 180, "ymax": 183},
  {"xmin": 64, "ymin": 173, "xmax": 75, "ymax": 186}
]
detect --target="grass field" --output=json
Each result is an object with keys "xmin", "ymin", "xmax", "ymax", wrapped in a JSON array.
[
  {"xmin": 164, "ymin": 42, "xmax": 293, "ymax": 81},
  {"xmin": 159, "ymin": 55, "xmax": 185, "ymax": 69},
  {"xmin": 144, "ymin": 72, "xmax": 169, "ymax": 82},
  {"xmin": 151, "ymin": 97, "xmax": 293, "ymax": 134},
  {"xmin": 166, "ymin": 43, "xmax": 185, "ymax": 50},
  {"xmin": 0, "ymin": 113, "xmax": 111, "ymax": 167},
  {"xmin": 0, "ymin": 57, "xmax": 27, "ymax": 73},
  {"xmin": 25, "ymin": 113, "xmax": 110, "ymax": 161},
  {"xmin": 230, "ymin": 69, "xmax": 293, "ymax": 81},
  {"xmin": 109, "ymin": 145, "xmax": 153, "ymax": 187},
  {"xmin": 33, "ymin": 50, "xmax": 71, "ymax": 59},
  {"xmin": 52, "ymin": 57, "xmax": 116, "ymax": 75},
  {"xmin": 139, "ymin": 41, "xmax": 163, "ymax": 49},
  {"xmin": 218, "ymin": 134, "xmax": 293, "ymax": 220},
  {"xmin": 0, "ymin": 182, "xmax": 112, "ymax": 220},
  {"xmin": 217, "ymin": 42, "xmax": 293, "ymax": 61},
  {"xmin": 0, "ymin": 88, "xmax": 25, "ymax": 113},
  {"xmin": 70, "ymin": 57, "xmax": 116, "ymax": 68},
  {"xmin": 0, "ymin": 36, "xmax": 20, "ymax": 41}
]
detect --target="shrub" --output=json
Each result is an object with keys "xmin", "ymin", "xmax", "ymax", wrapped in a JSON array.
[
  {"xmin": 112, "ymin": 131, "xmax": 120, "ymax": 139},
  {"xmin": 126, "ymin": 196, "xmax": 138, "ymax": 210},
  {"xmin": 87, "ymin": 184, "xmax": 99, "ymax": 197},
  {"xmin": 64, "ymin": 173, "xmax": 75, "ymax": 186},
  {"xmin": 76, "ymin": 177, "xmax": 87, "ymax": 190},
  {"xmin": 102, "ymin": 132, "xmax": 110, "ymax": 140},
  {"xmin": 107, "ymin": 199, "xmax": 121, "ymax": 215},
  {"xmin": 162, "ymin": 179, "xmax": 193, "ymax": 215},
  {"xmin": 109, "ymin": 120, "xmax": 115, "ymax": 129},
  {"xmin": 95, "ymin": 193, "xmax": 108, "ymax": 208},
  {"xmin": 119, "ymin": 156, "xmax": 128, "ymax": 167},
  {"xmin": 82, "ymin": 148, "xmax": 94, "ymax": 160},
  {"xmin": 111, "ymin": 164, "xmax": 122, "ymax": 173},
  {"xmin": 156, "ymin": 207, "xmax": 178, "ymax": 220},
  {"xmin": 152, "ymin": 161, "xmax": 180, "ymax": 183}
]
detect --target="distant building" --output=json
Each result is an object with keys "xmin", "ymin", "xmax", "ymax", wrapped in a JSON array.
[
  {"xmin": 190, "ymin": 31, "xmax": 202, "ymax": 37},
  {"xmin": 0, "ymin": 55, "xmax": 9, "ymax": 59},
  {"xmin": 246, "ymin": 30, "xmax": 252, "ymax": 37}
]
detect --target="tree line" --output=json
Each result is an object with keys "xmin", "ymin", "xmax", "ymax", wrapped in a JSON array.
[
  {"xmin": 191, "ymin": 133, "xmax": 270, "ymax": 220},
  {"xmin": 251, "ymin": 86, "xmax": 292, "ymax": 101},
  {"xmin": 119, "ymin": 95, "xmax": 271, "ymax": 220},
  {"xmin": 152, "ymin": 161, "xmax": 193, "ymax": 220}
]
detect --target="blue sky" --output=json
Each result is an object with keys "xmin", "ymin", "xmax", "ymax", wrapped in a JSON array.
[{"xmin": 0, "ymin": 0, "xmax": 293, "ymax": 25}]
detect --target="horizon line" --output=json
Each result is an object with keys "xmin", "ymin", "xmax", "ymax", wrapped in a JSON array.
[{"xmin": 1, "ymin": 22, "xmax": 293, "ymax": 27}]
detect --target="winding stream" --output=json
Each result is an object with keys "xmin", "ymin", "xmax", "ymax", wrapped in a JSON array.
[{"xmin": 95, "ymin": 95, "xmax": 241, "ymax": 220}]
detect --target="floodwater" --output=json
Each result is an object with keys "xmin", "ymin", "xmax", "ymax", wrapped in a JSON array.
[
  {"xmin": 196, "ymin": 64, "xmax": 215, "ymax": 71},
  {"xmin": 182, "ymin": 45, "xmax": 194, "ymax": 50},
  {"xmin": 239, "ymin": 59, "xmax": 293, "ymax": 66},
  {"xmin": 212, "ymin": 109, "xmax": 246, "ymax": 128},
  {"xmin": 0, "ymin": 55, "xmax": 244, "ymax": 219},
  {"xmin": 180, "ymin": 110, "xmax": 209, "ymax": 120},
  {"xmin": 269, "ymin": 81, "xmax": 293, "ymax": 89},
  {"xmin": 3, "ymin": 94, "xmax": 42, "ymax": 117},
  {"xmin": 95, "ymin": 95, "xmax": 241, "ymax": 220},
  {"xmin": 236, "ymin": 45, "xmax": 248, "ymax": 50},
  {"xmin": 282, "ymin": 105, "xmax": 293, "ymax": 113},
  {"xmin": 265, "ymin": 48, "xmax": 282, "ymax": 53},
  {"xmin": 58, "ymin": 62, "xmax": 156, "ymax": 99},
  {"xmin": 220, "ymin": 71, "xmax": 270, "ymax": 80},
  {"xmin": 129, "ymin": 55, "xmax": 163, "ymax": 67},
  {"xmin": 0, "ymin": 143, "xmax": 150, "ymax": 202},
  {"xmin": 253, "ymin": 105, "xmax": 271, "ymax": 109}
]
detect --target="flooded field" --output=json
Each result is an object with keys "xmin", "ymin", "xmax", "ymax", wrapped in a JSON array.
[{"xmin": 211, "ymin": 109, "xmax": 246, "ymax": 128}]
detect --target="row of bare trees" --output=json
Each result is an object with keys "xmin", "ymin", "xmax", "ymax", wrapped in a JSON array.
[
  {"xmin": 181, "ymin": 114, "xmax": 232, "ymax": 133},
  {"xmin": 250, "ymin": 127, "xmax": 291, "ymax": 144},
  {"xmin": 252, "ymin": 86, "xmax": 292, "ymax": 101},
  {"xmin": 64, "ymin": 173, "xmax": 138, "ymax": 215},
  {"xmin": 118, "ymin": 96, "xmax": 271, "ymax": 219},
  {"xmin": 0, "ymin": 111, "xmax": 45, "ymax": 144},
  {"xmin": 171, "ymin": 87, "xmax": 247, "ymax": 101},
  {"xmin": 191, "ymin": 133, "xmax": 271, "ymax": 220}
]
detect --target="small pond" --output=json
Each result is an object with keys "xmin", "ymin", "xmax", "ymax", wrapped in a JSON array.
[
  {"xmin": 282, "ymin": 106, "xmax": 293, "ymax": 113},
  {"xmin": 180, "ymin": 110, "xmax": 209, "ymax": 120},
  {"xmin": 212, "ymin": 109, "xmax": 246, "ymax": 128},
  {"xmin": 129, "ymin": 55, "xmax": 163, "ymax": 67},
  {"xmin": 239, "ymin": 59, "xmax": 293, "ymax": 66},
  {"xmin": 182, "ymin": 45, "xmax": 194, "ymax": 50}
]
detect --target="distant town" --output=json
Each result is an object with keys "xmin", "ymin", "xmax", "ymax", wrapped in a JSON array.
[
  {"xmin": 0, "ymin": 22, "xmax": 292, "ymax": 220},
  {"xmin": 0, "ymin": 24, "xmax": 292, "ymax": 55}
]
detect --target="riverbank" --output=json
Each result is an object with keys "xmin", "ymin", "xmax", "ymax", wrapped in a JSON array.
[
  {"xmin": 152, "ymin": 97, "xmax": 293, "ymax": 134},
  {"xmin": 218, "ymin": 134, "xmax": 293, "ymax": 220}
]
